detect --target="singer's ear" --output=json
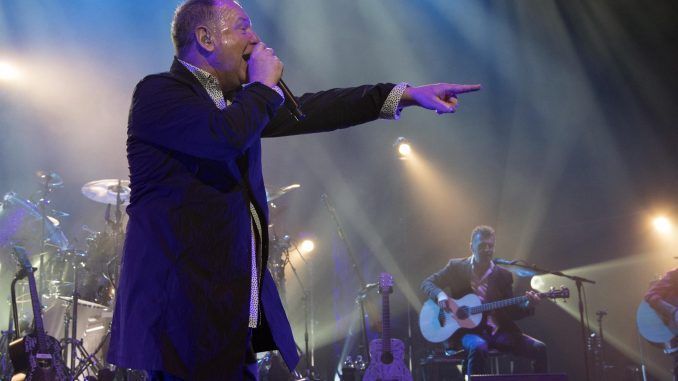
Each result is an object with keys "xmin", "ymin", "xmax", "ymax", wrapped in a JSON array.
[{"xmin": 195, "ymin": 26, "xmax": 215, "ymax": 52}]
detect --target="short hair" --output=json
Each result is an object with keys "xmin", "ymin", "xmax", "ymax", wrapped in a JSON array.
[
  {"xmin": 470, "ymin": 225, "xmax": 495, "ymax": 241},
  {"xmin": 171, "ymin": 0, "xmax": 221, "ymax": 54}
]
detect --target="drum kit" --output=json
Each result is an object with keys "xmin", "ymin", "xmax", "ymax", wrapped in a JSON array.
[
  {"xmin": 0, "ymin": 171, "xmax": 303, "ymax": 380},
  {"xmin": 0, "ymin": 171, "xmax": 130, "ymax": 380}
]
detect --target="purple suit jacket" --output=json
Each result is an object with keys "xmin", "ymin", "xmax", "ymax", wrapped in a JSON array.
[{"xmin": 107, "ymin": 58, "xmax": 395, "ymax": 380}]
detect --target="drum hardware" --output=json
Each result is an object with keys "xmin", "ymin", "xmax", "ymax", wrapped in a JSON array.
[
  {"xmin": 35, "ymin": 170, "xmax": 67, "ymax": 298},
  {"xmin": 266, "ymin": 231, "xmax": 320, "ymax": 381},
  {"xmin": 35, "ymin": 170, "xmax": 64, "ymax": 190},
  {"xmin": 81, "ymin": 179, "xmax": 129, "ymax": 300},
  {"xmin": 265, "ymin": 183, "xmax": 300, "ymax": 203},
  {"xmin": 2, "ymin": 174, "xmax": 129, "ymax": 379},
  {"xmin": 0, "ymin": 192, "xmax": 69, "ymax": 262}
]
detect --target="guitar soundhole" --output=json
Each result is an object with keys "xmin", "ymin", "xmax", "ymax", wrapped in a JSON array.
[
  {"xmin": 456, "ymin": 306, "xmax": 469, "ymax": 320},
  {"xmin": 380, "ymin": 351, "xmax": 394, "ymax": 364}
]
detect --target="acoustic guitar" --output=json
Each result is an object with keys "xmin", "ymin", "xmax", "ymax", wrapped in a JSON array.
[
  {"xmin": 637, "ymin": 300, "xmax": 678, "ymax": 344},
  {"xmin": 363, "ymin": 273, "xmax": 413, "ymax": 381},
  {"xmin": 419, "ymin": 287, "xmax": 569, "ymax": 343}
]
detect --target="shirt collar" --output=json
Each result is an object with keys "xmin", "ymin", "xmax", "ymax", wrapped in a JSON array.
[
  {"xmin": 470, "ymin": 256, "xmax": 495, "ymax": 282},
  {"xmin": 177, "ymin": 58, "xmax": 228, "ymax": 110}
]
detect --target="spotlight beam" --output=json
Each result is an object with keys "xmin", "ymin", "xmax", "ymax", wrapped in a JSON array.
[{"xmin": 531, "ymin": 255, "xmax": 674, "ymax": 380}]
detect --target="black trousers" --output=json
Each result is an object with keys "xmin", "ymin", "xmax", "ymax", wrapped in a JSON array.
[{"xmin": 147, "ymin": 330, "xmax": 258, "ymax": 381}]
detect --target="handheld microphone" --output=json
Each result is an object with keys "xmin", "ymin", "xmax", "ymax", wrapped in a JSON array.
[
  {"xmin": 493, "ymin": 258, "xmax": 518, "ymax": 265},
  {"xmin": 278, "ymin": 79, "xmax": 305, "ymax": 121},
  {"xmin": 242, "ymin": 52, "xmax": 305, "ymax": 121}
]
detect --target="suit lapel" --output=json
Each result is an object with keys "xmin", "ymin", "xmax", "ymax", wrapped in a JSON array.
[{"xmin": 169, "ymin": 57, "xmax": 217, "ymax": 104}]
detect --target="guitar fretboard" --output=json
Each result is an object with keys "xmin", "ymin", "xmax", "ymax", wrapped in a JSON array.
[
  {"xmin": 468, "ymin": 295, "xmax": 530, "ymax": 315},
  {"xmin": 382, "ymin": 288, "xmax": 391, "ymax": 353}
]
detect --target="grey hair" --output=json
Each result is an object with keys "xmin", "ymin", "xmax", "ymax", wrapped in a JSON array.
[
  {"xmin": 470, "ymin": 225, "xmax": 495, "ymax": 241},
  {"xmin": 171, "ymin": 0, "xmax": 221, "ymax": 54}
]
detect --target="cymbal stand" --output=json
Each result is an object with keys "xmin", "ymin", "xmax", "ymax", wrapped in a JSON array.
[
  {"xmin": 287, "ymin": 245, "xmax": 318, "ymax": 380},
  {"xmin": 104, "ymin": 182, "xmax": 126, "ymax": 295},
  {"xmin": 38, "ymin": 178, "xmax": 49, "ymax": 298},
  {"xmin": 595, "ymin": 310, "xmax": 608, "ymax": 379},
  {"xmin": 61, "ymin": 301, "xmax": 108, "ymax": 380},
  {"xmin": 66, "ymin": 258, "xmax": 81, "ymax": 372}
]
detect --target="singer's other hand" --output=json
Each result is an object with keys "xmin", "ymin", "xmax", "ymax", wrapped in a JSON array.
[
  {"xmin": 400, "ymin": 83, "xmax": 481, "ymax": 114},
  {"xmin": 247, "ymin": 42, "xmax": 283, "ymax": 88}
]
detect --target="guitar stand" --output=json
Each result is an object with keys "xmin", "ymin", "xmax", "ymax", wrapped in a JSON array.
[
  {"xmin": 60, "ymin": 302, "xmax": 110, "ymax": 380},
  {"xmin": 63, "ymin": 331, "xmax": 109, "ymax": 380}
]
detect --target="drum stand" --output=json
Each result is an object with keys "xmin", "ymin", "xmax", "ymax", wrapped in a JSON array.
[
  {"xmin": 61, "ymin": 302, "xmax": 109, "ymax": 380},
  {"xmin": 60, "ymin": 259, "xmax": 105, "ymax": 379}
]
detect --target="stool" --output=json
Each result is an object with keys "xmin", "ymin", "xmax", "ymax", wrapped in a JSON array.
[
  {"xmin": 419, "ymin": 352, "xmax": 464, "ymax": 381},
  {"xmin": 445, "ymin": 348, "xmax": 514, "ymax": 375}
]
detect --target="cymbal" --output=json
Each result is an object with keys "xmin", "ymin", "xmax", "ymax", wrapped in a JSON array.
[
  {"xmin": 266, "ymin": 184, "xmax": 300, "ymax": 202},
  {"xmin": 82, "ymin": 179, "xmax": 131, "ymax": 205},
  {"xmin": 57, "ymin": 295, "xmax": 107, "ymax": 309},
  {"xmin": 36, "ymin": 170, "xmax": 63, "ymax": 188}
]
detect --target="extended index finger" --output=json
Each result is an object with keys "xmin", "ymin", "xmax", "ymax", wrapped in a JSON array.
[{"xmin": 450, "ymin": 84, "xmax": 482, "ymax": 95}]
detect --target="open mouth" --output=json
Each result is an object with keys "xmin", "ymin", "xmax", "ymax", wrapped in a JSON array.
[{"xmin": 242, "ymin": 53, "xmax": 251, "ymax": 61}]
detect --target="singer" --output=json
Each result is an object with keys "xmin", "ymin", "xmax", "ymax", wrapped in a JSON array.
[
  {"xmin": 421, "ymin": 225, "xmax": 547, "ymax": 376},
  {"xmin": 108, "ymin": 0, "xmax": 481, "ymax": 379}
]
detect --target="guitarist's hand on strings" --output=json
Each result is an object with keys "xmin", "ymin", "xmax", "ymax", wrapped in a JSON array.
[
  {"xmin": 438, "ymin": 298, "xmax": 453, "ymax": 313},
  {"xmin": 525, "ymin": 290, "xmax": 542, "ymax": 306}
]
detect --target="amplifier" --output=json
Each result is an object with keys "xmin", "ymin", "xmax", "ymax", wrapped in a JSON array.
[{"xmin": 469, "ymin": 374, "xmax": 567, "ymax": 381}]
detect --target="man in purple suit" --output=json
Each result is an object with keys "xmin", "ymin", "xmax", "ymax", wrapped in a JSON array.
[{"xmin": 107, "ymin": 0, "xmax": 481, "ymax": 379}]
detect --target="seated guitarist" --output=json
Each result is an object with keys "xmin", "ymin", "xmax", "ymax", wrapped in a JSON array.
[
  {"xmin": 644, "ymin": 267, "xmax": 678, "ymax": 380},
  {"xmin": 421, "ymin": 225, "xmax": 547, "ymax": 375}
]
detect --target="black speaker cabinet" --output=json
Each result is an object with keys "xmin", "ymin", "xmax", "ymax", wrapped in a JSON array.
[{"xmin": 468, "ymin": 374, "xmax": 568, "ymax": 381}]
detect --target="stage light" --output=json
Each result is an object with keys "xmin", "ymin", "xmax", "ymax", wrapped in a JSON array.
[
  {"xmin": 299, "ymin": 239, "xmax": 315, "ymax": 254},
  {"xmin": 394, "ymin": 137, "xmax": 412, "ymax": 160},
  {"xmin": 652, "ymin": 216, "xmax": 672, "ymax": 235},
  {"xmin": 0, "ymin": 61, "xmax": 22, "ymax": 82},
  {"xmin": 530, "ymin": 275, "xmax": 546, "ymax": 291}
]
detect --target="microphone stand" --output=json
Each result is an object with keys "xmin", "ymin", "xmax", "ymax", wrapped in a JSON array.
[
  {"xmin": 503, "ymin": 260, "xmax": 595, "ymax": 381},
  {"xmin": 320, "ymin": 194, "xmax": 373, "ymax": 363}
]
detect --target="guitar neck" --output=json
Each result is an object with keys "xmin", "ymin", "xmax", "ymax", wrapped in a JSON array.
[
  {"xmin": 26, "ymin": 268, "xmax": 48, "ymax": 353},
  {"xmin": 469, "ymin": 294, "xmax": 530, "ymax": 315},
  {"xmin": 382, "ymin": 291, "xmax": 391, "ymax": 353}
]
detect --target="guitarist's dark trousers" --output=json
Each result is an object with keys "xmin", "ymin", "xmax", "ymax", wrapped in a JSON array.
[{"xmin": 459, "ymin": 329, "xmax": 547, "ymax": 375}]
